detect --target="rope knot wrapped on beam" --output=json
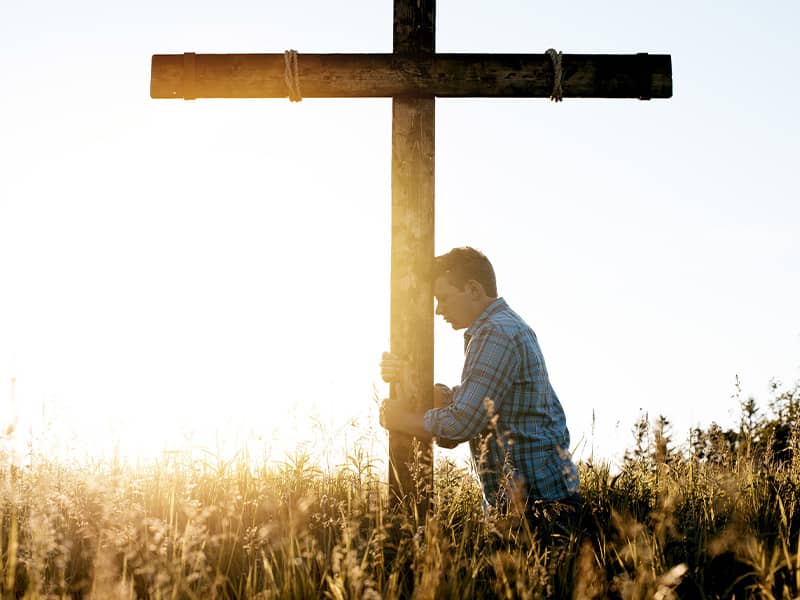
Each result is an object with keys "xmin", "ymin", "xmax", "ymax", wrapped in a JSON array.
[
  {"xmin": 284, "ymin": 49, "xmax": 302, "ymax": 102},
  {"xmin": 546, "ymin": 48, "xmax": 563, "ymax": 102}
]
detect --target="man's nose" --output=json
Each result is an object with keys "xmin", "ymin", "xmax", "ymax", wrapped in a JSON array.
[{"xmin": 435, "ymin": 302, "xmax": 443, "ymax": 315}]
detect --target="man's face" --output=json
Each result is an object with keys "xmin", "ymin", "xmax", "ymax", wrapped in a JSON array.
[{"xmin": 434, "ymin": 275, "xmax": 475, "ymax": 330}]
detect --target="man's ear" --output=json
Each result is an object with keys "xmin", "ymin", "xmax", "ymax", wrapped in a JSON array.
[{"xmin": 466, "ymin": 279, "xmax": 486, "ymax": 300}]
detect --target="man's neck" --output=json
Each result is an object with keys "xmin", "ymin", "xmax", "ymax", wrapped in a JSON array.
[{"xmin": 466, "ymin": 296, "xmax": 499, "ymax": 330}]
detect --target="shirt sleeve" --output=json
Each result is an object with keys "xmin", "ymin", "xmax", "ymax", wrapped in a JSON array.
[{"xmin": 423, "ymin": 326, "xmax": 519, "ymax": 442}]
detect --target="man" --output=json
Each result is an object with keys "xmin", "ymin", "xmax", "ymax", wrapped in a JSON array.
[{"xmin": 380, "ymin": 247, "xmax": 580, "ymax": 529}]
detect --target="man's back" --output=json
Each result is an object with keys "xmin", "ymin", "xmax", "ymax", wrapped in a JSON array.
[{"xmin": 462, "ymin": 298, "xmax": 579, "ymax": 504}]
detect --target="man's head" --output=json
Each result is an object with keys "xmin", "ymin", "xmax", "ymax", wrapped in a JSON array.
[{"xmin": 433, "ymin": 247, "xmax": 498, "ymax": 330}]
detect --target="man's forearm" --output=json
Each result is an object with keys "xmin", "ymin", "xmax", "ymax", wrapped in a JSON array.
[
  {"xmin": 394, "ymin": 411, "xmax": 433, "ymax": 441},
  {"xmin": 383, "ymin": 405, "xmax": 433, "ymax": 441}
]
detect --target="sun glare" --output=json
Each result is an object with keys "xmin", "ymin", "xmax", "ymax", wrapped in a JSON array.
[{"xmin": 1, "ymin": 100, "xmax": 397, "ymax": 468}]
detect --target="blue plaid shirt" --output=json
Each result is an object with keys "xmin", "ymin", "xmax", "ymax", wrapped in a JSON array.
[{"xmin": 423, "ymin": 298, "xmax": 579, "ymax": 504}]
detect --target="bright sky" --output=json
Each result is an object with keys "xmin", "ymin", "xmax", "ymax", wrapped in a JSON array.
[{"xmin": 1, "ymin": 0, "xmax": 798, "ymax": 468}]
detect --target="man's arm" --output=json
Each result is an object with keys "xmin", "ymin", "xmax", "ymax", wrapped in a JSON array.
[
  {"xmin": 424, "ymin": 326, "xmax": 519, "ymax": 442},
  {"xmin": 379, "ymin": 400, "xmax": 461, "ymax": 448},
  {"xmin": 379, "ymin": 401, "xmax": 432, "ymax": 441},
  {"xmin": 379, "ymin": 352, "xmax": 460, "ymax": 446}
]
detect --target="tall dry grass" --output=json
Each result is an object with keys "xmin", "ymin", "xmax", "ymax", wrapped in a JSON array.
[{"xmin": 2, "ymin": 380, "xmax": 800, "ymax": 598}]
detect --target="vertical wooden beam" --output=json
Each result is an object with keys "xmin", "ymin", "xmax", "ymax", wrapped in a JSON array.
[
  {"xmin": 393, "ymin": 0, "xmax": 435, "ymax": 54},
  {"xmin": 389, "ymin": 0, "xmax": 435, "ymax": 515},
  {"xmin": 389, "ymin": 97, "xmax": 435, "ymax": 514}
]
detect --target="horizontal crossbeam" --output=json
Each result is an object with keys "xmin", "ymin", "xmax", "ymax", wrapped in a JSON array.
[{"xmin": 151, "ymin": 53, "xmax": 671, "ymax": 100}]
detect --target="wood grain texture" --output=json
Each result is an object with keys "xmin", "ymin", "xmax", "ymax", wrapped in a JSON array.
[
  {"xmin": 150, "ymin": 53, "xmax": 672, "ymax": 100},
  {"xmin": 388, "ymin": 0, "xmax": 435, "ymax": 515},
  {"xmin": 394, "ymin": 0, "xmax": 435, "ymax": 54},
  {"xmin": 388, "ymin": 96, "xmax": 435, "ymax": 513}
]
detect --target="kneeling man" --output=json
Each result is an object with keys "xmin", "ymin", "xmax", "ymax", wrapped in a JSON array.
[{"xmin": 380, "ymin": 247, "xmax": 580, "ymax": 528}]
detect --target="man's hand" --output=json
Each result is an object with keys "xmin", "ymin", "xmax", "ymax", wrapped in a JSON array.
[
  {"xmin": 380, "ymin": 352, "xmax": 418, "ymax": 404},
  {"xmin": 382, "ymin": 352, "xmax": 457, "ymax": 410},
  {"xmin": 380, "ymin": 352, "xmax": 406, "ymax": 384},
  {"xmin": 378, "ymin": 398, "xmax": 432, "ymax": 441},
  {"xmin": 433, "ymin": 383, "xmax": 454, "ymax": 409},
  {"xmin": 380, "ymin": 397, "xmax": 458, "ymax": 447}
]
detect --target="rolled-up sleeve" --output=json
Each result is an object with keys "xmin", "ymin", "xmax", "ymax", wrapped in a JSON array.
[{"xmin": 423, "ymin": 326, "xmax": 518, "ymax": 442}]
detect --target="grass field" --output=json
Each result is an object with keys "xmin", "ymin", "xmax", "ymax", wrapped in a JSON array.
[{"xmin": 1, "ymin": 381, "xmax": 799, "ymax": 599}]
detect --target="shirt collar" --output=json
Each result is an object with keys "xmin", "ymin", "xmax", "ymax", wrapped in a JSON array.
[{"xmin": 464, "ymin": 297, "xmax": 507, "ymax": 342}]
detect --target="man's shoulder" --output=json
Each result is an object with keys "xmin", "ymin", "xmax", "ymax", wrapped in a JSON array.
[
  {"xmin": 468, "ymin": 315, "xmax": 525, "ymax": 352},
  {"xmin": 485, "ymin": 301, "xmax": 530, "ymax": 336}
]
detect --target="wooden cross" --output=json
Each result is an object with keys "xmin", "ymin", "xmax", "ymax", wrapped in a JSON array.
[{"xmin": 151, "ymin": 0, "xmax": 671, "ymax": 513}]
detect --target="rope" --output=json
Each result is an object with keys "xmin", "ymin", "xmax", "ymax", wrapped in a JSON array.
[
  {"xmin": 284, "ymin": 49, "xmax": 302, "ymax": 102},
  {"xmin": 546, "ymin": 48, "xmax": 563, "ymax": 102}
]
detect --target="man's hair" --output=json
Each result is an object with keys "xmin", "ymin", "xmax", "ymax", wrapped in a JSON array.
[{"xmin": 433, "ymin": 247, "xmax": 498, "ymax": 298}]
